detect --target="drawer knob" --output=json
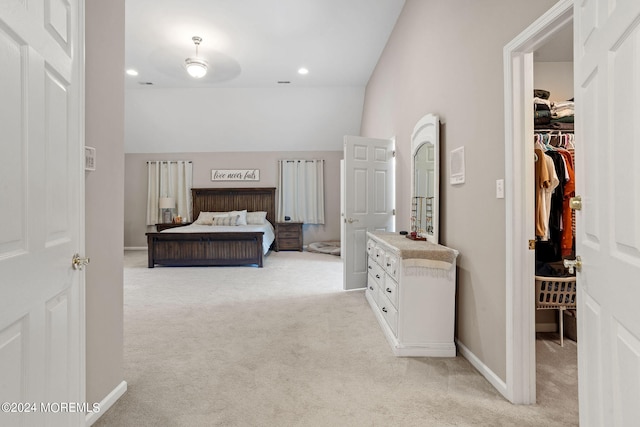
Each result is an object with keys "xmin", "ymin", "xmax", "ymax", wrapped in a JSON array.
[
  {"xmin": 387, "ymin": 263, "xmax": 391, "ymax": 267},
  {"xmin": 375, "ymin": 274, "xmax": 380, "ymax": 279},
  {"xmin": 369, "ymin": 286, "xmax": 373, "ymax": 290},
  {"xmin": 386, "ymin": 288, "xmax": 392, "ymax": 293},
  {"xmin": 382, "ymin": 307, "xmax": 388, "ymax": 313},
  {"xmin": 368, "ymin": 265, "xmax": 372, "ymax": 269}
]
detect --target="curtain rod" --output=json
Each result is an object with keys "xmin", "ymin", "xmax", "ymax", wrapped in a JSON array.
[{"xmin": 146, "ymin": 160, "xmax": 193, "ymax": 164}]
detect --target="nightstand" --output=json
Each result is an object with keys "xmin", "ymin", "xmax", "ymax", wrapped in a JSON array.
[
  {"xmin": 155, "ymin": 222, "xmax": 191, "ymax": 232},
  {"xmin": 275, "ymin": 222, "xmax": 303, "ymax": 251}
]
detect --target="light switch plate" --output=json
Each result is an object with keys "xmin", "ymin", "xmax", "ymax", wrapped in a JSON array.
[{"xmin": 496, "ymin": 179, "xmax": 504, "ymax": 199}]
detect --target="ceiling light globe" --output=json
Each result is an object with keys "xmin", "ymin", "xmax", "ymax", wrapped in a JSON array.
[{"xmin": 185, "ymin": 58, "xmax": 208, "ymax": 78}]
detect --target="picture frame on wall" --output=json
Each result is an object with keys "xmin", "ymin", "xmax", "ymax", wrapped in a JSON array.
[
  {"xmin": 211, "ymin": 169, "xmax": 260, "ymax": 181},
  {"xmin": 450, "ymin": 146, "xmax": 465, "ymax": 185}
]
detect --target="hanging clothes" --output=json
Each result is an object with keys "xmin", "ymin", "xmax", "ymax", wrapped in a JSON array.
[
  {"xmin": 545, "ymin": 150, "xmax": 567, "ymax": 259},
  {"xmin": 535, "ymin": 144, "xmax": 550, "ymax": 238},
  {"xmin": 534, "ymin": 131, "xmax": 577, "ymax": 261},
  {"xmin": 557, "ymin": 147, "xmax": 575, "ymax": 256}
]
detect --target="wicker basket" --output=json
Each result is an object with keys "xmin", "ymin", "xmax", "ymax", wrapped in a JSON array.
[{"xmin": 535, "ymin": 276, "xmax": 577, "ymax": 346}]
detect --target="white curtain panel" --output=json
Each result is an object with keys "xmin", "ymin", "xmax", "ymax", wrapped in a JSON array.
[
  {"xmin": 278, "ymin": 159, "xmax": 325, "ymax": 224},
  {"xmin": 146, "ymin": 161, "xmax": 193, "ymax": 225}
]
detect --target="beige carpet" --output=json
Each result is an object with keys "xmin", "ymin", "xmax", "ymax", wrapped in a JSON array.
[{"xmin": 94, "ymin": 250, "xmax": 578, "ymax": 426}]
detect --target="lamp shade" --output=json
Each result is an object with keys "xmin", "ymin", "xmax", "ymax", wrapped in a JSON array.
[{"xmin": 159, "ymin": 197, "xmax": 176, "ymax": 209}]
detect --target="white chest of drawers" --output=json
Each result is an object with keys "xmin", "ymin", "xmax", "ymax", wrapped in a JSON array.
[{"xmin": 366, "ymin": 231, "xmax": 459, "ymax": 357}]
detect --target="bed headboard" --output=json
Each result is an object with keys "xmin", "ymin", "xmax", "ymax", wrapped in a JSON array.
[{"xmin": 191, "ymin": 187, "xmax": 277, "ymax": 225}]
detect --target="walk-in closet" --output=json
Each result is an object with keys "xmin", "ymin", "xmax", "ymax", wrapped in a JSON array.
[{"xmin": 532, "ymin": 23, "xmax": 578, "ymax": 402}]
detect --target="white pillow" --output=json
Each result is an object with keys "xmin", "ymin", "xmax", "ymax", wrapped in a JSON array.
[
  {"xmin": 194, "ymin": 211, "xmax": 228, "ymax": 225},
  {"xmin": 229, "ymin": 210, "xmax": 247, "ymax": 226},
  {"xmin": 211, "ymin": 215, "xmax": 239, "ymax": 226},
  {"xmin": 246, "ymin": 211, "xmax": 267, "ymax": 225}
]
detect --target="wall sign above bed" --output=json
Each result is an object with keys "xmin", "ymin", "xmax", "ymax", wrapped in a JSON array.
[{"xmin": 211, "ymin": 169, "xmax": 260, "ymax": 181}]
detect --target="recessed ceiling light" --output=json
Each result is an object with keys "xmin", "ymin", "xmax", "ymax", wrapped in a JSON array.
[
  {"xmin": 298, "ymin": 67, "xmax": 309, "ymax": 75},
  {"xmin": 126, "ymin": 69, "xmax": 139, "ymax": 76}
]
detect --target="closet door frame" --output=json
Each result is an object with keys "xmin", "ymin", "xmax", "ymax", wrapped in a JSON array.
[{"xmin": 503, "ymin": 0, "xmax": 573, "ymax": 405}]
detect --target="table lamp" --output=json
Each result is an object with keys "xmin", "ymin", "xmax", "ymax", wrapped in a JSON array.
[{"xmin": 159, "ymin": 197, "xmax": 175, "ymax": 223}]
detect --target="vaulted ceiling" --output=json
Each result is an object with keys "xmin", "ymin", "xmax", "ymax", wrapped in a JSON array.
[
  {"xmin": 123, "ymin": 0, "xmax": 573, "ymax": 154},
  {"xmin": 125, "ymin": 0, "xmax": 406, "ymax": 89}
]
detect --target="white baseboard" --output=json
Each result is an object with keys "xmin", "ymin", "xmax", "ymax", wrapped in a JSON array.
[
  {"xmin": 456, "ymin": 339, "xmax": 509, "ymax": 400},
  {"xmin": 124, "ymin": 247, "xmax": 147, "ymax": 251},
  {"xmin": 86, "ymin": 380, "xmax": 127, "ymax": 426}
]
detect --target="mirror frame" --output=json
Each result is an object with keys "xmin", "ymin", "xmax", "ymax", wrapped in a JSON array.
[{"xmin": 410, "ymin": 114, "xmax": 440, "ymax": 244}]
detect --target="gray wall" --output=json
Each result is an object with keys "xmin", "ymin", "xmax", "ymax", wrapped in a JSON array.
[
  {"xmin": 360, "ymin": 0, "xmax": 558, "ymax": 381},
  {"xmin": 124, "ymin": 151, "xmax": 343, "ymax": 248},
  {"xmin": 85, "ymin": 0, "xmax": 125, "ymax": 407}
]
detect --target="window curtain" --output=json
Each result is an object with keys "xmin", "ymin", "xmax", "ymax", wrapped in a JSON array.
[
  {"xmin": 277, "ymin": 159, "xmax": 325, "ymax": 224},
  {"xmin": 146, "ymin": 161, "xmax": 193, "ymax": 225}
]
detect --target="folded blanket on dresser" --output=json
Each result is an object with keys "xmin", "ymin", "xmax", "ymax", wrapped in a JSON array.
[{"xmin": 370, "ymin": 232, "xmax": 458, "ymax": 270}]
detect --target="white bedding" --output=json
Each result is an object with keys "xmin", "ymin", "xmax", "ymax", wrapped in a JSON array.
[{"xmin": 161, "ymin": 222, "xmax": 275, "ymax": 255}]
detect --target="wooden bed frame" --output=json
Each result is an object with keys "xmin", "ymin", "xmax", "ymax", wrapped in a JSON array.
[{"xmin": 146, "ymin": 187, "xmax": 276, "ymax": 268}]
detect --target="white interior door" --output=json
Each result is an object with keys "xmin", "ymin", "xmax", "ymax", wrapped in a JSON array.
[
  {"xmin": 0, "ymin": 1, "xmax": 85, "ymax": 426},
  {"xmin": 343, "ymin": 136, "xmax": 394, "ymax": 290},
  {"xmin": 574, "ymin": 0, "xmax": 640, "ymax": 425}
]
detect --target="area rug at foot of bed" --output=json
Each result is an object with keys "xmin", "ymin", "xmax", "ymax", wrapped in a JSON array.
[{"xmin": 307, "ymin": 241, "xmax": 341, "ymax": 256}]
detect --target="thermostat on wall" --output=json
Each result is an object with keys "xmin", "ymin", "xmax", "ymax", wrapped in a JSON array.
[
  {"xmin": 450, "ymin": 146, "xmax": 465, "ymax": 185},
  {"xmin": 85, "ymin": 146, "xmax": 96, "ymax": 171}
]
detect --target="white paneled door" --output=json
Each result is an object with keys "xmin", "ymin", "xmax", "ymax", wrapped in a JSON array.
[
  {"xmin": 574, "ymin": 0, "xmax": 640, "ymax": 425},
  {"xmin": 0, "ymin": 1, "xmax": 85, "ymax": 426},
  {"xmin": 343, "ymin": 136, "xmax": 394, "ymax": 290}
]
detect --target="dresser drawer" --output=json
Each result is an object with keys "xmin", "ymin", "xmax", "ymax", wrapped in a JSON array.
[
  {"xmin": 384, "ymin": 253, "xmax": 399, "ymax": 281},
  {"xmin": 383, "ymin": 276, "xmax": 398, "ymax": 309},
  {"xmin": 366, "ymin": 239, "xmax": 376, "ymax": 256},
  {"xmin": 368, "ymin": 258, "xmax": 385, "ymax": 287},
  {"xmin": 278, "ymin": 230, "xmax": 300, "ymax": 238},
  {"xmin": 367, "ymin": 273, "xmax": 379, "ymax": 298},
  {"xmin": 377, "ymin": 289, "xmax": 398, "ymax": 336},
  {"xmin": 374, "ymin": 246, "xmax": 386, "ymax": 265},
  {"xmin": 278, "ymin": 238, "xmax": 302, "ymax": 250}
]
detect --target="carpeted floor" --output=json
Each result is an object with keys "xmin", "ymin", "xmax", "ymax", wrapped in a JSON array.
[{"xmin": 94, "ymin": 250, "xmax": 578, "ymax": 426}]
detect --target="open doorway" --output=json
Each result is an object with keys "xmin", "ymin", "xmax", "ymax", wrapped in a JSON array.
[
  {"xmin": 532, "ymin": 23, "xmax": 578, "ymax": 411},
  {"xmin": 503, "ymin": 0, "xmax": 574, "ymax": 405}
]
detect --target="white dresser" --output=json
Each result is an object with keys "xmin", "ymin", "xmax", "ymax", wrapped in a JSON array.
[{"xmin": 366, "ymin": 231, "xmax": 459, "ymax": 357}]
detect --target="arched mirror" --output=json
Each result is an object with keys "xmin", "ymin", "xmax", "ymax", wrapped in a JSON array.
[{"xmin": 410, "ymin": 114, "xmax": 440, "ymax": 244}]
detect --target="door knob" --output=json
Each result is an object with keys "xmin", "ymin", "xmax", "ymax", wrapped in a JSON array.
[
  {"xmin": 72, "ymin": 253, "xmax": 90, "ymax": 270},
  {"xmin": 346, "ymin": 217, "xmax": 359, "ymax": 224},
  {"xmin": 563, "ymin": 256, "xmax": 582, "ymax": 274},
  {"xmin": 569, "ymin": 195, "xmax": 582, "ymax": 210}
]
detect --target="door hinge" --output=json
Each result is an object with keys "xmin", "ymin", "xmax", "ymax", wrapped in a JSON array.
[
  {"xmin": 392, "ymin": 150, "xmax": 396, "ymax": 158},
  {"xmin": 392, "ymin": 209, "xmax": 396, "ymax": 215},
  {"xmin": 528, "ymin": 240, "xmax": 536, "ymax": 250}
]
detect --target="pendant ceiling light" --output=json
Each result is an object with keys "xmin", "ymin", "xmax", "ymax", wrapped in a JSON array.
[{"xmin": 185, "ymin": 36, "xmax": 208, "ymax": 78}]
